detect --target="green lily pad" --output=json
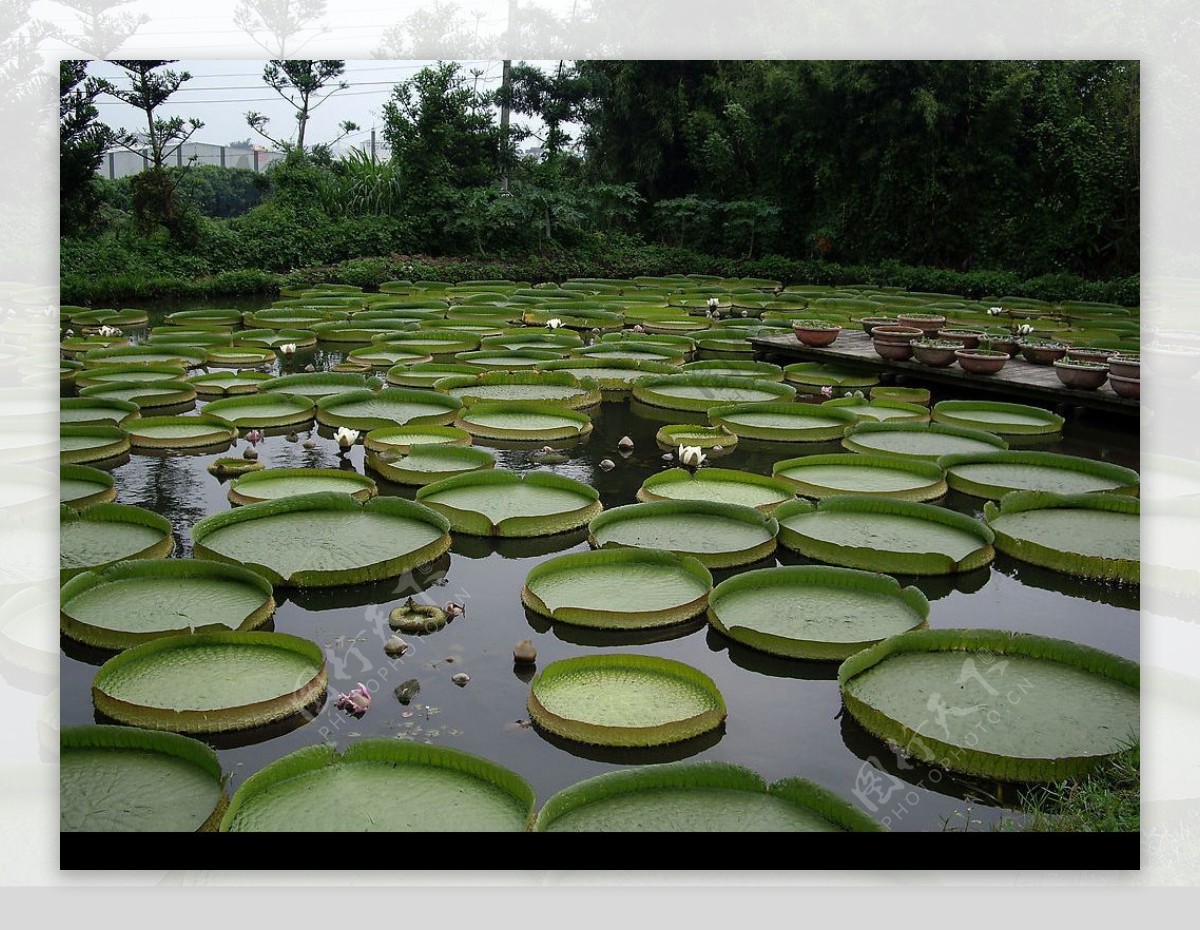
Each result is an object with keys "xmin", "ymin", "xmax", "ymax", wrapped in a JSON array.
[
  {"xmin": 434, "ymin": 371, "xmax": 601, "ymax": 409},
  {"xmin": 984, "ymin": 491, "xmax": 1139, "ymax": 583},
  {"xmin": 838, "ymin": 629, "xmax": 1140, "ymax": 781},
  {"xmin": 776, "ymin": 496, "xmax": 995, "ymax": 575},
  {"xmin": 124, "ymin": 414, "xmax": 237, "ymax": 450},
  {"xmin": 83, "ymin": 345, "xmax": 207, "ymax": 369},
  {"xmin": 708, "ymin": 565, "xmax": 929, "ymax": 660},
  {"xmin": 454, "ymin": 402, "xmax": 593, "ymax": 441},
  {"xmin": 165, "ymin": 308, "xmax": 243, "ymax": 328},
  {"xmin": 92, "ymin": 631, "xmax": 328, "ymax": 733},
  {"xmin": 75, "ymin": 363, "xmax": 190, "ymax": 388},
  {"xmin": 773, "ymin": 453, "xmax": 947, "ymax": 501},
  {"xmin": 207, "ymin": 457, "xmax": 265, "ymax": 478},
  {"xmin": 221, "ymin": 742, "xmax": 534, "ymax": 832},
  {"xmin": 708, "ymin": 401, "xmax": 858, "ymax": 441},
  {"xmin": 79, "ymin": 380, "xmax": 197, "ymax": 411},
  {"xmin": 60, "ymin": 464, "xmax": 117, "ymax": 509},
  {"xmin": 931, "ymin": 400, "xmax": 1064, "ymax": 435},
  {"xmin": 345, "ymin": 345, "xmax": 433, "ymax": 368},
  {"xmin": 371, "ymin": 331, "xmax": 482, "ymax": 356},
  {"xmin": 61, "ymin": 424, "xmax": 130, "ymax": 466},
  {"xmin": 534, "ymin": 762, "xmax": 883, "ymax": 832},
  {"xmin": 205, "ymin": 345, "xmax": 277, "ymax": 368},
  {"xmin": 61, "ymin": 502, "xmax": 174, "ymax": 581},
  {"xmin": 633, "ymin": 374, "xmax": 796, "ymax": 412},
  {"xmin": 588, "ymin": 500, "xmax": 779, "ymax": 569},
  {"xmin": 939, "ymin": 451, "xmax": 1140, "ymax": 498},
  {"xmin": 192, "ymin": 492, "xmax": 451, "ymax": 587},
  {"xmin": 366, "ymin": 444, "xmax": 495, "ymax": 486},
  {"xmin": 638, "ymin": 467, "xmax": 795, "ymax": 513},
  {"xmin": 823, "ymin": 397, "xmax": 931, "ymax": 423},
  {"xmin": 227, "ymin": 468, "xmax": 378, "ymax": 506},
  {"xmin": 455, "ymin": 349, "xmax": 567, "ymax": 370},
  {"xmin": 417, "ymin": 470, "xmax": 600, "ymax": 536},
  {"xmin": 315, "ymin": 388, "xmax": 462, "ymax": 431},
  {"xmin": 202, "ymin": 393, "xmax": 316, "ymax": 428},
  {"xmin": 60, "ymin": 397, "xmax": 138, "ymax": 427},
  {"xmin": 528, "ymin": 654, "xmax": 726, "ymax": 746},
  {"xmin": 363, "ymin": 424, "xmax": 471, "ymax": 454},
  {"xmin": 189, "ymin": 371, "xmax": 273, "ymax": 396},
  {"xmin": 259, "ymin": 372, "xmax": 375, "ymax": 399},
  {"xmin": 66, "ymin": 308, "xmax": 148, "ymax": 327},
  {"xmin": 870, "ymin": 386, "xmax": 932, "ymax": 406},
  {"xmin": 244, "ymin": 308, "xmax": 334, "ymax": 329},
  {"xmin": 61, "ymin": 559, "xmax": 275, "ymax": 650},
  {"xmin": 384, "ymin": 362, "xmax": 478, "ymax": 388},
  {"xmin": 681, "ymin": 360, "xmax": 783, "ymax": 380},
  {"xmin": 842, "ymin": 421, "xmax": 1008, "ymax": 461},
  {"xmin": 539, "ymin": 358, "xmax": 678, "ymax": 396},
  {"xmin": 655, "ymin": 424, "xmax": 738, "ymax": 450},
  {"xmin": 61, "ymin": 726, "xmax": 226, "ymax": 832},
  {"xmin": 233, "ymin": 328, "xmax": 317, "ymax": 350},
  {"xmin": 522, "ymin": 548, "xmax": 712, "ymax": 629},
  {"xmin": 573, "ymin": 342, "xmax": 686, "ymax": 365}
]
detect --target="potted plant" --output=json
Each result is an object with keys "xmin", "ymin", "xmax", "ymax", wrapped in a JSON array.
[
  {"xmin": 855, "ymin": 315, "xmax": 896, "ymax": 334},
  {"xmin": 791, "ymin": 319, "xmax": 843, "ymax": 347},
  {"xmin": 936, "ymin": 328, "xmax": 985, "ymax": 349},
  {"xmin": 1107, "ymin": 354, "xmax": 1140, "ymax": 379},
  {"xmin": 911, "ymin": 338, "xmax": 961, "ymax": 368},
  {"xmin": 1065, "ymin": 346, "xmax": 1118, "ymax": 364},
  {"xmin": 1053, "ymin": 358, "xmax": 1110, "ymax": 390},
  {"xmin": 870, "ymin": 325, "xmax": 924, "ymax": 361},
  {"xmin": 1019, "ymin": 340, "xmax": 1069, "ymax": 366},
  {"xmin": 955, "ymin": 342, "xmax": 1010, "ymax": 375},
  {"xmin": 1108, "ymin": 374, "xmax": 1140, "ymax": 399},
  {"xmin": 896, "ymin": 311, "xmax": 948, "ymax": 335}
]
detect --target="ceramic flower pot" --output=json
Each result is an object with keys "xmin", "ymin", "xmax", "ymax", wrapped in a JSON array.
[
  {"xmin": 936, "ymin": 329, "xmax": 984, "ymax": 350},
  {"xmin": 954, "ymin": 349, "xmax": 1009, "ymax": 375},
  {"xmin": 1019, "ymin": 343, "xmax": 1069, "ymax": 366},
  {"xmin": 872, "ymin": 338, "xmax": 914, "ymax": 360},
  {"xmin": 911, "ymin": 342, "xmax": 959, "ymax": 368},
  {"xmin": 1054, "ymin": 360, "xmax": 1109, "ymax": 390},
  {"xmin": 1065, "ymin": 347, "xmax": 1118, "ymax": 364},
  {"xmin": 1108, "ymin": 374, "xmax": 1140, "ymax": 399},
  {"xmin": 856, "ymin": 316, "xmax": 896, "ymax": 334},
  {"xmin": 1107, "ymin": 355, "xmax": 1140, "ymax": 379},
  {"xmin": 870, "ymin": 325, "xmax": 924, "ymax": 344},
  {"xmin": 896, "ymin": 313, "xmax": 947, "ymax": 335},
  {"xmin": 792, "ymin": 323, "xmax": 842, "ymax": 347}
]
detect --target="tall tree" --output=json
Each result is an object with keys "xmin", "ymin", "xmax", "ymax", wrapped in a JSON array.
[
  {"xmin": 60, "ymin": 60, "xmax": 114, "ymax": 230},
  {"xmin": 233, "ymin": 0, "xmax": 325, "ymax": 56},
  {"xmin": 246, "ymin": 59, "xmax": 358, "ymax": 154},
  {"xmin": 56, "ymin": 1, "xmax": 147, "ymax": 56}
]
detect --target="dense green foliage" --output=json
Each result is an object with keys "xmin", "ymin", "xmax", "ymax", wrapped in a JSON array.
[{"xmin": 60, "ymin": 60, "xmax": 115, "ymax": 232}]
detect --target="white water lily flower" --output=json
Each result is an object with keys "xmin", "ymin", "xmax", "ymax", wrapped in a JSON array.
[
  {"xmin": 335, "ymin": 427, "xmax": 360, "ymax": 449},
  {"xmin": 678, "ymin": 444, "xmax": 707, "ymax": 468},
  {"xmin": 707, "ymin": 297, "xmax": 720, "ymax": 309},
  {"xmin": 96, "ymin": 325, "xmax": 122, "ymax": 337},
  {"xmin": 987, "ymin": 307, "xmax": 1004, "ymax": 316},
  {"xmin": 280, "ymin": 343, "xmax": 297, "ymax": 355},
  {"xmin": 1017, "ymin": 324, "xmax": 1034, "ymax": 336},
  {"xmin": 547, "ymin": 318, "xmax": 563, "ymax": 329}
]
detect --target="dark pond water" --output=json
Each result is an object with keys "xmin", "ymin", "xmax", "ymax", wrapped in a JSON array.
[{"xmin": 60, "ymin": 299, "xmax": 1139, "ymax": 832}]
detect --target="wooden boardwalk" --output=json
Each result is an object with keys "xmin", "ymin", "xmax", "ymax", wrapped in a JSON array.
[{"xmin": 750, "ymin": 330, "xmax": 1139, "ymax": 417}]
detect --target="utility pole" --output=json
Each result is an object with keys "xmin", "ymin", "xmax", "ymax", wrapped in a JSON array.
[
  {"xmin": 499, "ymin": 0, "xmax": 518, "ymax": 192},
  {"xmin": 370, "ymin": 127, "xmax": 376, "ymax": 163}
]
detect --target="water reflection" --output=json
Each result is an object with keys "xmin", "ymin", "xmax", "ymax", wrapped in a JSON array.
[
  {"xmin": 992, "ymin": 551, "xmax": 1140, "ymax": 610},
  {"xmin": 451, "ymin": 528, "xmax": 590, "ymax": 561},
  {"xmin": 526, "ymin": 608, "xmax": 707, "ymax": 648},
  {"xmin": 703, "ymin": 625, "xmax": 840, "ymax": 682},
  {"xmin": 277, "ymin": 552, "xmax": 453, "ymax": 611},
  {"xmin": 95, "ymin": 696, "xmax": 327, "ymax": 750},
  {"xmin": 532, "ymin": 719, "xmax": 725, "ymax": 765}
]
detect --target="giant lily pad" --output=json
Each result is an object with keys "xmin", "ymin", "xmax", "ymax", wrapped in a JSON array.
[
  {"xmin": 205, "ymin": 345, "xmax": 276, "ymax": 368},
  {"xmin": 939, "ymin": 451, "xmax": 1140, "ymax": 499},
  {"xmin": 418, "ymin": 470, "xmax": 600, "ymax": 536},
  {"xmin": 192, "ymin": 492, "xmax": 451, "ymax": 587},
  {"xmin": 60, "ymin": 464, "xmax": 117, "ymax": 509},
  {"xmin": 234, "ymin": 328, "xmax": 317, "ymax": 350},
  {"xmin": 344, "ymin": 345, "xmax": 432, "ymax": 369},
  {"xmin": 773, "ymin": 454, "xmax": 947, "ymax": 501},
  {"xmin": 823, "ymin": 397, "xmax": 931, "ymax": 423},
  {"xmin": 455, "ymin": 349, "xmax": 566, "ymax": 370},
  {"xmin": 91, "ymin": 631, "xmax": 327, "ymax": 733},
  {"xmin": 202, "ymin": 393, "xmax": 316, "ymax": 428},
  {"xmin": 366, "ymin": 444, "xmax": 495, "ymax": 486},
  {"xmin": 454, "ymin": 401, "xmax": 593, "ymax": 441},
  {"xmin": 61, "ymin": 502, "xmax": 174, "ymax": 581},
  {"xmin": 984, "ymin": 491, "xmax": 1139, "ymax": 583},
  {"xmin": 83, "ymin": 345, "xmax": 207, "ymax": 369},
  {"xmin": 708, "ymin": 401, "xmax": 858, "ymax": 442},
  {"xmin": 315, "ymin": 388, "xmax": 461, "ymax": 430},
  {"xmin": 528, "ymin": 654, "xmax": 725, "ymax": 746},
  {"xmin": 370, "ymin": 331, "xmax": 482, "ymax": 356},
  {"xmin": 522, "ymin": 548, "xmax": 711, "ymax": 629},
  {"xmin": 244, "ymin": 308, "xmax": 336, "ymax": 329},
  {"xmin": 776, "ymin": 496, "xmax": 995, "ymax": 575},
  {"xmin": 434, "ymin": 371, "xmax": 601, "ymax": 409},
  {"xmin": 61, "ymin": 726, "xmax": 227, "ymax": 832},
  {"xmin": 838, "ymin": 629, "xmax": 1140, "ymax": 781},
  {"xmin": 227, "ymin": 468, "xmax": 378, "ymax": 506},
  {"xmin": 75, "ymin": 363, "xmax": 189, "ymax": 388},
  {"xmin": 534, "ymin": 762, "xmax": 883, "ymax": 832},
  {"xmin": 165, "ymin": 308, "xmax": 242, "ymax": 328},
  {"xmin": 61, "ymin": 559, "xmax": 275, "ymax": 650},
  {"xmin": 79, "ymin": 380, "xmax": 197, "ymax": 411},
  {"xmin": 260, "ymin": 372, "xmax": 375, "ymax": 400},
  {"xmin": 842, "ymin": 421, "xmax": 1008, "ymax": 462},
  {"xmin": 931, "ymin": 400, "xmax": 1064, "ymax": 436},
  {"xmin": 363, "ymin": 424, "xmax": 471, "ymax": 454},
  {"xmin": 633, "ymin": 374, "xmax": 795, "ymax": 412},
  {"xmin": 539, "ymin": 358, "xmax": 677, "ymax": 397},
  {"xmin": 220, "ymin": 742, "xmax": 534, "ymax": 832},
  {"xmin": 61, "ymin": 397, "xmax": 140, "ymax": 427},
  {"xmin": 385, "ymin": 362, "xmax": 478, "ymax": 388},
  {"xmin": 638, "ymin": 467, "xmax": 795, "ymax": 513},
  {"xmin": 189, "ymin": 371, "xmax": 272, "ymax": 397},
  {"xmin": 655, "ymin": 424, "xmax": 738, "ymax": 451},
  {"xmin": 61, "ymin": 425, "xmax": 129, "ymax": 466},
  {"xmin": 67, "ymin": 308, "xmax": 148, "ymax": 327},
  {"xmin": 708, "ymin": 565, "xmax": 929, "ymax": 660},
  {"xmin": 124, "ymin": 414, "xmax": 237, "ymax": 450},
  {"xmin": 588, "ymin": 501, "xmax": 778, "ymax": 569},
  {"xmin": 573, "ymin": 342, "xmax": 686, "ymax": 365},
  {"xmin": 480, "ymin": 331, "xmax": 584, "ymax": 353}
]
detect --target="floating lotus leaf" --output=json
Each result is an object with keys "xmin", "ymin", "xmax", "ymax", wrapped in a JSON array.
[
  {"xmin": 655, "ymin": 424, "xmax": 738, "ymax": 450},
  {"xmin": 165, "ymin": 308, "xmax": 243, "ymax": 328},
  {"xmin": 870, "ymin": 386, "xmax": 932, "ymax": 406},
  {"xmin": 984, "ymin": 491, "xmax": 1139, "ymax": 583},
  {"xmin": 366, "ymin": 443, "xmax": 495, "ymax": 486},
  {"xmin": 522, "ymin": 307, "xmax": 624, "ymax": 331},
  {"xmin": 363, "ymin": 424, "xmax": 471, "ymax": 454},
  {"xmin": 203, "ymin": 393, "xmax": 316, "ymax": 428},
  {"xmin": 189, "ymin": 371, "xmax": 272, "ymax": 396},
  {"xmin": 220, "ymin": 741, "xmax": 534, "ymax": 832},
  {"xmin": 60, "ymin": 558, "xmax": 275, "ymax": 650},
  {"xmin": 589, "ymin": 500, "xmax": 779, "ymax": 569},
  {"xmin": 775, "ymin": 496, "xmax": 995, "ymax": 575},
  {"xmin": 61, "ymin": 726, "xmax": 227, "ymax": 832},
  {"xmin": 233, "ymin": 328, "xmax": 317, "ymax": 350},
  {"xmin": 708, "ymin": 565, "xmax": 929, "ymax": 660},
  {"xmin": 528, "ymin": 653, "xmax": 725, "ymax": 746},
  {"xmin": 534, "ymin": 761, "xmax": 883, "ymax": 832},
  {"xmin": 146, "ymin": 330, "xmax": 231, "ymax": 347},
  {"xmin": 79, "ymin": 380, "xmax": 197, "ymax": 411},
  {"xmin": 939, "ymin": 450, "xmax": 1140, "ymax": 499},
  {"xmin": 773, "ymin": 453, "xmax": 947, "ymax": 501},
  {"xmin": 60, "ymin": 424, "xmax": 130, "ymax": 466},
  {"xmin": 370, "ymin": 331, "xmax": 481, "ymax": 356},
  {"xmin": 385, "ymin": 362, "xmax": 477, "ymax": 388},
  {"xmin": 124, "ymin": 414, "xmax": 237, "ymax": 450},
  {"xmin": 838, "ymin": 628, "xmax": 1140, "ymax": 782},
  {"xmin": 61, "ymin": 335, "xmax": 129, "ymax": 356},
  {"xmin": 92, "ymin": 631, "xmax": 327, "ymax": 734},
  {"xmin": 638, "ymin": 467, "xmax": 795, "ymax": 513},
  {"xmin": 389, "ymin": 598, "xmax": 449, "ymax": 633},
  {"xmin": 192, "ymin": 492, "xmax": 451, "ymax": 587},
  {"xmin": 67, "ymin": 308, "xmax": 149, "ymax": 327},
  {"xmin": 344, "ymin": 345, "xmax": 432, "ymax": 368},
  {"xmin": 244, "ymin": 308, "xmax": 336, "ymax": 329},
  {"xmin": 228, "ymin": 468, "xmax": 378, "ymax": 506},
  {"xmin": 681, "ymin": 360, "xmax": 783, "ymax": 380},
  {"xmin": 202, "ymin": 345, "xmax": 273, "ymax": 369},
  {"xmin": 315, "ymin": 387, "xmax": 462, "ymax": 430},
  {"xmin": 60, "ymin": 397, "xmax": 139, "ymax": 427},
  {"xmin": 633, "ymin": 374, "xmax": 795, "ymax": 412},
  {"xmin": 259, "ymin": 372, "xmax": 375, "ymax": 400},
  {"xmin": 601, "ymin": 331, "xmax": 697, "ymax": 353},
  {"xmin": 207, "ymin": 457, "xmax": 264, "ymax": 478},
  {"xmin": 539, "ymin": 357, "xmax": 678, "ymax": 397},
  {"xmin": 312, "ymin": 320, "xmax": 417, "ymax": 344},
  {"xmin": 417, "ymin": 470, "xmax": 600, "ymax": 536},
  {"xmin": 455, "ymin": 349, "xmax": 566, "ymax": 370},
  {"xmin": 60, "ymin": 502, "xmax": 173, "ymax": 581},
  {"xmin": 522, "ymin": 548, "xmax": 711, "ymax": 629},
  {"xmin": 82, "ymin": 345, "xmax": 206, "ymax": 369},
  {"xmin": 573, "ymin": 342, "xmax": 686, "ymax": 365},
  {"xmin": 708, "ymin": 401, "xmax": 858, "ymax": 442},
  {"xmin": 434, "ymin": 371, "xmax": 601, "ymax": 409},
  {"xmin": 75, "ymin": 363, "xmax": 189, "ymax": 388},
  {"xmin": 454, "ymin": 401, "xmax": 593, "ymax": 441},
  {"xmin": 481, "ymin": 331, "xmax": 584, "ymax": 352},
  {"xmin": 61, "ymin": 359, "xmax": 83, "ymax": 386},
  {"xmin": 823, "ymin": 397, "xmax": 931, "ymax": 423},
  {"xmin": 782, "ymin": 363, "xmax": 880, "ymax": 395},
  {"xmin": 842, "ymin": 421, "xmax": 1008, "ymax": 462},
  {"xmin": 61, "ymin": 464, "xmax": 117, "ymax": 509},
  {"xmin": 931, "ymin": 400, "xmax": 1064, "ymax": 435}
]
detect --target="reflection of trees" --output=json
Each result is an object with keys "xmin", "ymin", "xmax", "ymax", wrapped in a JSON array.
[
  {"xmin": 234, "ymin": 0, "xmax": 327, "ymax": 56},
  {"xmin": 374, "ymin": 1, "xmax": 486, "ymax": 58},
  {"xmin": 54, "ymin": 1, "xmax": 147, "ymax": 56},
  {"xmin": 117, "ymin": 454, "xmax": 208, "ymax": 555}
]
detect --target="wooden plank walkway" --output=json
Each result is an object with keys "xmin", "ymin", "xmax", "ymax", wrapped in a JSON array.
[{"xmin": 750, "ymin": 330, "xmax": 1139, "ymax": 417}]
